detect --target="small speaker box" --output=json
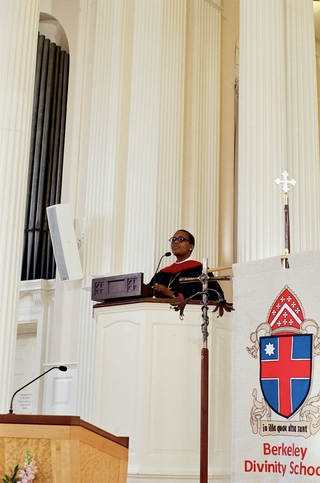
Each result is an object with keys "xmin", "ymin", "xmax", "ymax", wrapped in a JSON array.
[{"xmin": 46, "ymin": 204, "xmax": 83, "ymax": 281}]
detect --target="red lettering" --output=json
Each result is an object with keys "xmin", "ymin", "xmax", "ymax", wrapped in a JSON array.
[
  {"xmin": 290, "ymin": 462, "xmax": 299, "ymax": 475},
  {"xmin": 307, "ymin": 466, "xmax": 315, "ymax": 476},
  {"xmin": 263, "ymin": 443, "xmax": 270, "ymax": 455},
  {"xmin": 290, "ymin": 462, "xmax": 320, "ymax": 476}
]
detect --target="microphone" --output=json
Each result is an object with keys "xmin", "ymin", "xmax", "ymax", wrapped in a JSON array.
[
  {"xmin": 152, "ymin": 252, "xmax": 171, "ymax": 298},
  {"xmin": 9, "ymin": 365, "xmax": 68, "ymax": 414}
]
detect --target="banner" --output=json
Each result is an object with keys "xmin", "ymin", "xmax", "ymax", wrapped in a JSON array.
[{"xmin": 232, "ymin": 250, "xmax": 320, "ymax": 482}]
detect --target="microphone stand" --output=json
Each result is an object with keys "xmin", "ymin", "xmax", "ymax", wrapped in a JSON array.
[
  {"xmin": 152, "ymin": 252, "xmax": 171, "ymax": 298},
  {"xmin": 9, "ymin": 365, "xmax": 67, "ymax": 414}
]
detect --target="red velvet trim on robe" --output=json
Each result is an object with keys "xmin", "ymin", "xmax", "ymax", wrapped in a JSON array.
[{"xmin": 160, "ymin": 260, "xmax": 202, "ymax": 274}]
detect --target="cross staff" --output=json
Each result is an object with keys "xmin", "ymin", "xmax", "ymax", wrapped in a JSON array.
[
  {"xmin": 178, "ymin": 259, "xmax": 232, "ymax": 483},
  {"xmin": 275, "ymin": 171, "xmax": 296, "ymax": 268},
  {"xmin": 179, "ymin": 259, "xmax": 231, "ymax": 344}
]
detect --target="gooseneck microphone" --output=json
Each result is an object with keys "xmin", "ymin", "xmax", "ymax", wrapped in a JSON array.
[
  {"xmin": 9, "ymin": 365, "xmax": 68, "ymax": 414},
  {"xmin": 152, "ymin": 252, "xmax": 171, "ymax": 298}
]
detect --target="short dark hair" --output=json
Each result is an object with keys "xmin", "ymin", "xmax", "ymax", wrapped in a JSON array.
[{"xmin": 178, "ymin": 229, "xmax": 195, "ymax": 245}]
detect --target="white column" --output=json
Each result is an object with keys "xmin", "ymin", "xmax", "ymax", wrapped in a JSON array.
[
  {"xmin": 284, "ymin": 0, "xmax": 320, "ymax": 252},
  {"xmin": 185, "ymin": 0, "xmax": 222, "ymax": 264},
  {"xmin": 82, "ymin": 0, "xmax": 126, "ymax": 280},
  {"xmin": 122, "ymin": 0, "xmax": 165, "ymax": 275},
  {"xmin": 77, "ymin": 0, "xmax": 126, "ymax": 418},
  {"xmin": 0, "ymin": 1, "xmax": 40, "ymax": 412},
  {"xmin": 122, "ymin": 0, "xmax": 222, "ymax": 275},
  {"xmin": 237, "ymin": 0, "xmax": 320, "ymax": 262},
  {"xmin": 237, "ymin": 0, "xmax": 287, "ymax": 262},
  {"xmin": 150, "ymin": 0, "xmax": 187, "ymax": 268}
]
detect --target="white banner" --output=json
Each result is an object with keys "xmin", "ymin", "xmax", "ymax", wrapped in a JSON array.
[{"xmin": 232, "ymin": 250, "xmax": 320, "ymax": 482}]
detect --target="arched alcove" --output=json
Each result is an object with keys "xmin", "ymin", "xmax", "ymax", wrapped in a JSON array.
[{"xmin": 39, "ymin": 13, "xmax": 69, "ymax": 53}]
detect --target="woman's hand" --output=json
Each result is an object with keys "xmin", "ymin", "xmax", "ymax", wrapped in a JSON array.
[{"xmin": 154, "ymin": 283, "xmax": 175, "ymax": 298}]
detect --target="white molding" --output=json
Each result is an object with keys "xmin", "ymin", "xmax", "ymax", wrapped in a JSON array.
[
  {"xmin": 19, "ymin": 279, "xmax": 56, "ymax": 295},
  {"xmin": 16, "ymin": 280, "xmax": 56, "ymax": 414},
  {"xmin": 42, "ymin": 362, "xmax": 78, "ymax": 415}
]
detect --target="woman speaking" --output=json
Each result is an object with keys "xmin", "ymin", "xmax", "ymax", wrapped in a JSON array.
[{"xmin": 149, "ymin": 229, "xmax": 224, "ymax": 301}]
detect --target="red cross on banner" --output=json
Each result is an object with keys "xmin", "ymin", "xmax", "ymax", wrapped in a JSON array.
[{"xmin": 260, "ymin": 334, "xmax": 312, "ymax": 418}]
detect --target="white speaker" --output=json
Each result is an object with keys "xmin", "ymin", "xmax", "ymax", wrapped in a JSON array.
[{"xmin": 46, "ymin": 203, "xmax": 83, "ymax": 282}]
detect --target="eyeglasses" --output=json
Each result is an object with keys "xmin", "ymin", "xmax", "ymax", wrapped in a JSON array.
[{"xmin": 169, "ymin": 236, "xmax": 190, "ymax": 243}]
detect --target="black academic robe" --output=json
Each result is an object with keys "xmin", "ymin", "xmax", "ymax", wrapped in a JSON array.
[{"xmin": 148, "ymin": 259, "xmax": 224, "ymax": 300}]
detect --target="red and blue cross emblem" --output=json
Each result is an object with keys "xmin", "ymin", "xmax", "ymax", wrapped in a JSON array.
[{"xmin": 260, "ymin": 334, "xmax": 312, "ymax": 418}]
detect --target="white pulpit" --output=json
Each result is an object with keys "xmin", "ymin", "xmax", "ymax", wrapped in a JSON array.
[{"xmin": 92, "ymin": 297, "xmax": 232, "ymax": 483}]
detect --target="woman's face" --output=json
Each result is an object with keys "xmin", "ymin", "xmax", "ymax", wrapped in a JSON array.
[{"xmin": 170, "ymin": 230, "xmax": 194, "ymax": 262}]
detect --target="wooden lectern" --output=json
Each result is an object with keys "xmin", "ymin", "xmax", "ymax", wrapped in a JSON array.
[
  {"xmin": 0, "ymin": 414, "xmax": 128, "ymax": 483},
  {"xmin": 92, "ymin": 272, "xmax": 153, "ymax": 302}
]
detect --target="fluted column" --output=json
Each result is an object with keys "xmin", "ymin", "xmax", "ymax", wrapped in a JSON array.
[
  {"xmin": 0, "ymin": 1, "xmax": 40, "ymax": 412},
  {"xmin": 121, "ymin": 0, "xmax": 223, "ymax": 276},
  {"xmin": 77, "ymin": 0, "xmax": 126, "ymax": 418},
  {"xmin": 122, "ymin": 0, "xmax": 166, "ymax": 274},
  {"xmin": 122, "ymin": 0, "xmax": 222, "ymax": 274},
  {"xmin": 183, "ymin": 0, "xmax": 222, "ymax": 263},
  {"xmin": 237, "ymin": 0, "xmax": 320, "ymax": 262},
  {"xmin": 153, "ymin": 0, "xmax": 187, "ymax": 253},
  {"xmin": 237, "ymin": 0, "xmax": 287, "ymax": 262},
  {"xmin": 82, "ymin": 0, "xmax": 126, "ymax": 280},
  {"xmin": 284, "ymin": 0, "xmax": 320, "ymax": 251}
]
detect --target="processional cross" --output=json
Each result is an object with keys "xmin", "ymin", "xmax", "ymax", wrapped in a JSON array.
[
  {"xmin": 275, "ymin": 171, "xmax": 296, "ymax": 268},
  {"xmin": 172, "ymin": 261, "xmax": 233, "ymax": 483}
]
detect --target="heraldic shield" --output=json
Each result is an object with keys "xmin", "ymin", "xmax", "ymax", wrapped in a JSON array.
[{"xmin": 260, "ymin": 334, "xmax": 312, "ymax": 418}]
